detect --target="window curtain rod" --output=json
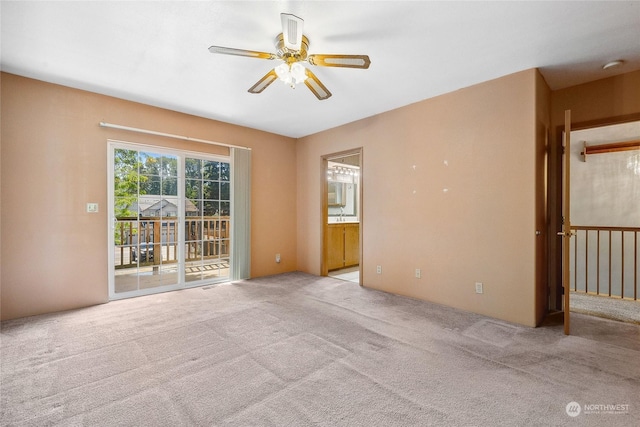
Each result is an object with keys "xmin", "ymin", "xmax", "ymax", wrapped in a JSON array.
[{"xmin": 99, "ymin": 122, "xmax": 251, "ymax": 151}]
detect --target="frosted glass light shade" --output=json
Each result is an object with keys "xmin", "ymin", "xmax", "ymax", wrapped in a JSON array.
[{"xmin": 274, "ymin": 62, "xmax": 308, "ymax": 87}]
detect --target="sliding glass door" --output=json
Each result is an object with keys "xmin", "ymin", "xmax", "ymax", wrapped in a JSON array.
[
  {"xmin": 184, "ymin": 157, "xmax": 231, "ymax": 283},
  {"xmin": 109, "ymin": 142, "xmax": 232, "ymax": 299}
]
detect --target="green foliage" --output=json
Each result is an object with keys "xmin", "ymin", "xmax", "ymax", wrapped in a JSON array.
[{"xmin": 114, "ymin": 148, "xmax": 144, "ymax": 218}]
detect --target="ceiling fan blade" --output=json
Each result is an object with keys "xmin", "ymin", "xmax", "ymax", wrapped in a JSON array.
[
  {"xmin": 304, "ymin": 68, "xmax": 332, "ymax": 100},
  {"xmin": 248, "ymin": 69, "xmax": 278, "ymax": 94},
  {"xmin": 281, "ymin": 13, "xmax": 304, "ymax": 50},
  {"xmin": 209, "ymin": 45, "xmax": 276, "ymax": 60},
  {"xmin": 308, "ymin": 54, "xmax": 371, "ymax": 69}
]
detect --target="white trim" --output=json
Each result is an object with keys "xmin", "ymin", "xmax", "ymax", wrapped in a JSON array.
[
  {"xmin": 100, "ymin": 122, "xmax": 252, "ymax": 151},
  {"xmin": 107, "ymin": 143, "xmax": 116, "ymax": 298}
]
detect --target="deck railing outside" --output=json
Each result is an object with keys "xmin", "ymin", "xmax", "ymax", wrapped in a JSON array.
[
  {"xmin": 115, "ymin": 216, "xmax": 230, "ymax": 269},
  {"xmin": 570, "ymin": 225, "xmax": 639, "ymax": 300}
]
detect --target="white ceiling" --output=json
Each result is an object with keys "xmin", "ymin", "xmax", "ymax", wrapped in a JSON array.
[{"xmin": 2, "ymin": 1, "xmax": 640, "ymax": 138}]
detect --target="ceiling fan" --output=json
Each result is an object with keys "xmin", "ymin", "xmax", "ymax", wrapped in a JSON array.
[{"xmin": 208, "ymin": 13, "xmax": 371, "ymax": 100}]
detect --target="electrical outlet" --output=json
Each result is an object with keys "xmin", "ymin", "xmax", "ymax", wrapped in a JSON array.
[
  {"xmin": 475, "ymin": 282, "xmax": 483, "ymax": 294},
  {"xmin": 275, "ymin": 253, "xmax": 281, "ymax": 263},
  {"xmin": 415, "ymin": 269, "xmax": 421, "ymax": 279},
  {"xmin": 376, "ymin": 265, "xmax": 382, "ymax": 274},
  {"xmin": 86, "ymin": 203, "xmax": 98, "ymax": 213}
]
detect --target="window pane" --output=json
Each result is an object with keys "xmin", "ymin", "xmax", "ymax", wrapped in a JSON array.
[
  {"xmin": 161, "ymin": 204, "xmax": 178, "ymax": 218},
  {"xmin": 162, "ymin": 177, "xmax": 178, "ymax": 196},
  {"xmin": 203, "ymin": 160, "xmax": 220, "ymax": 180},
  {"xmin": 160, "ymin": 156, "xmax": 178, "ymax": 178},
  {"xmin": 220, "ymin": 182, "xmax": 230, "ymax": 201},
  {"xmin": 159, "ymin": 264, "xmax": 178, "ymax": 287},
  {"xmin": 114, "ymin": 197, "xmax": 136, "ymax": 217},
  {"xmin": 203, "ymin": 180, "xmax": 219, "ymax": 200},
  {"xmin": 185, "ymin": 158, "xmax": 202, "ymax": 179},
  {"xmin": 185, "ymin": 220, "xmax": 202, "ymax": 241},
  {"xmin": 114, "ymin": 244, "xmax": 137, "ymax": 268},
  {"xmin": 201, "ymin": 259, "xmax": 221, "ymax": 280},
  {"xmin": 186, "ymin": 199, "xmax": 201, "ymax": 218},
  {"xmin": 140, "ymin": 175, "xmax": 160, "ymax": 195},
  {"xmin": 114, "ymin": 148, "xmax": 138, "ymax": 173},
  {"xmin": 186, "ymin": 179, "xmax": 202, "ymax": 199},
  {"xmin": 220, "ymin": 201, "xmax": 230, "ymax": 216},
  {"xmin": 185, "ymin": 242, "xmax": 202, "ymax": 263},
  {"xmin": 217, "ymin": 219, "xmax": 229, "ymax": 240},
  {"xmin": 220, "ymin": 162, "xmax": 231, "ymax": 181},
  {"xmin": 204, "ymin": 201, "xmax": 219, "ymax": 216},
  {"xmin": 139, "ymin": 152, "xmax": 160, "ymax": 176},
  {"xmin": 114, "ymin": 220, "xmax": 137, "ymax": 245},
  {"xmin": 115, "ymin": 269, "xmax": 138, "ymax": 293},
  {"xmin": 114, "ymin": 149, "xmax": 140, "ymax": 200},
  {"xmin": 138, "ymin": 221, "xmax": 155, "ymax": 243},
  {"xmin": 220, "ymin": 240, "xmax": 230, "ymax": 257},
  {"xmin": 185, "ymin": 259, "xmax": 203, "ymax": 282}
]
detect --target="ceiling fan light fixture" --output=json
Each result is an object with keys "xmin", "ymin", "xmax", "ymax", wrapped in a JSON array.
[
  {"xmin": 290, "ymin": 62, "xmax": 307, "ymax": 83},
  {"xmin": 274, "ymin": 62, "xmax": 308, "ymax": 88},
  {"xmin": 602, "ymin": 59, "xmax": 624, "ymax": 70},
  {"xmin": 209, "ymin": 13, "xmax": 367, "ymax": 100}
]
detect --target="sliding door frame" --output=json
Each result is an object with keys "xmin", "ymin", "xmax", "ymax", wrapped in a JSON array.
[{"xmin": 107, "ymin": 139, "xmax": 233, "ymax": 300}]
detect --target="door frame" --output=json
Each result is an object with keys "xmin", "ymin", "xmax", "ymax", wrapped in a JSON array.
[
  {"xmin": 321, "ymin": 148, "xmax": 363, "ymax": 285},
  {"xmin": 549, "ymin": 112, "xmax": 640, "ymax": 331},
  {"xmin": 561, "ymin": 110, "xmax": 572, "ymax": 335}
]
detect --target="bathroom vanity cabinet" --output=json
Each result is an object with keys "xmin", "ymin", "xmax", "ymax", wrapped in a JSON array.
[{"xmin": 327, "ymin": 223, "xmax": 359, "ymax": 271}]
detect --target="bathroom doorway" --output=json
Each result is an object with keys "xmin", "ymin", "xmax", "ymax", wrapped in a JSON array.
[{"xmin": 322, "ymin": 149, "xmax": 362, "ymax": 284}]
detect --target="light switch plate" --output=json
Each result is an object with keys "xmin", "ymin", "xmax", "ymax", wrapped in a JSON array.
[{"xmin": 86, "ymin": 203, "xmax": 99, "ymax": 213}]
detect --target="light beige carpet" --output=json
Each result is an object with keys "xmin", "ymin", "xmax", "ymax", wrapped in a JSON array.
[
  {"xmin": 571, "ymin": 292, "xmax": 640, "ymax": 324},
  {"xmin": 2, "ymin": 272, "xmax": 639, "ymax": 426}
]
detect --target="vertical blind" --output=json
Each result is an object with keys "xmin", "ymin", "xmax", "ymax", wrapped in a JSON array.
[{"xmin": 231, "ymin": 147, "xmax": 251, "ymax": 280}]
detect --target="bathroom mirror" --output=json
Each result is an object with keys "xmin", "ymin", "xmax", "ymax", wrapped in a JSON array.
[
  {"xmin": 327, "ymin": 157, "xmax": 360, "ymax": 218},
  {"xmin": 328, "ymin": 182, "xmax": 345, "ymax": 206},
  {"xmin": 328, "ymin": 182, "xmax": 357, "ymax": 216}
]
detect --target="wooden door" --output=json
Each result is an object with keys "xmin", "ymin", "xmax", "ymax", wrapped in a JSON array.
[
  {"xmin": 344, "ymin": 224, "xmax": 360, "ymax": 267},
  {"xmin": 327, "ymin": 224, "xmax": 345, "ymax": 270}
]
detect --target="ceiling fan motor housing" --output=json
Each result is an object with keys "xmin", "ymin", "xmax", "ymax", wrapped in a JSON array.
[{"xmin": 275, "ymin": 33, "xmax": 309, "ymax": 64}]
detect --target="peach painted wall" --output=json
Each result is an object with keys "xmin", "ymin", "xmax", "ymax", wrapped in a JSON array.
[
  {"xmin": 1, "ymin": 73, "xmax": 297, "ymax": 320},
  {"xmin": 551, "ymin": 70, "xmax": 640, "ymax": 129},
  {"xmin": 298, "ymin": 69, "xmax": 541, "ymax": 326}
]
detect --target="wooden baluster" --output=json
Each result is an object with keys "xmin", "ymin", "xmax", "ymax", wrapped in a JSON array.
[
  {"xmin": 596, "ymin": 230, "xmax": 600, "ymax": 296},
  {"xmin": 609, "ymin": 230, "xmax": 612, "ymax": 297},
  {"xmin": 635, "ymin": 231, "xmax": 638, "ymax": 301},
  {"xmin": 621, "ymin": 232, "xmax": 625, "ymax": 299},
  {"xmin": 153, "ymin": 220, "xmax": 161, "ymax": 270}
]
